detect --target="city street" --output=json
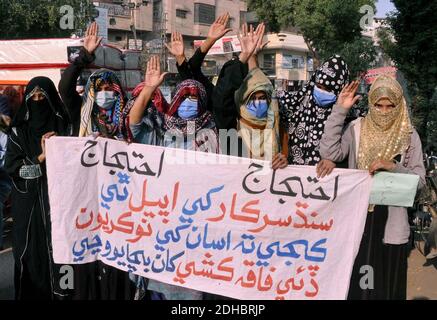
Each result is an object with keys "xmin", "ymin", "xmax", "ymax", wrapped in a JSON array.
[
  {"xmin": 407, "ymin": 249, "xmax": 437, "ymax": 300},
  {"xmin": 0, "ymin": 0, "xmax": 436, "ymax": 303}
]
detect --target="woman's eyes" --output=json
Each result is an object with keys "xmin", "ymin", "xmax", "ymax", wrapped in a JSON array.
[{"xmin": 375, "ymin": 105, "xmax": 395, "ymax": 109}]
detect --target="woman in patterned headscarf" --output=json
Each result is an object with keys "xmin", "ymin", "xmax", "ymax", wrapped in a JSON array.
[
  {"xmin": 129, "ymin": 55, "xmax": 219, "ymax": 154},
  {"xmin": 125, "ymin": 81, "xmax": 166, "ymax": 147},
  {"xmin": 74, "ymin": 72, "xmax": 135, "ymax": 297},
  {"xmin": 130, "ymin": 79, "xmax": 219, "ymax": 152},
  {"xmin": 128, "ymin": 56, "xmax": 218, "ymax": 300},
  {"xmin": 79, "ymin": 69, "xmax": 132, "ymax": 141},
  {"xmin": 234, "ymin": 64, "xmax": 282, "ymax": 162},
  {"xmin": 320, "ymin": 75, "xmax": 426, "ymax": 300},
  {"xmin": 59, "ymin": 22, "xmax": 131, "ymax": 142},
  {"xmin": 58, "ymin": 22, "xmax": 135, "ymax": 300},
  {"xmin": 278, "ymin": 55, "xmax": 350, "ymax": 166},
  {"xmin": 160, "ymin": 79, "xmax": 219, "ymax": 152}
]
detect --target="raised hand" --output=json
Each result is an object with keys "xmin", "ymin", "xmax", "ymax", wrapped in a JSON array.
[
  {"xmin": 144, "ymin": 55, "xmax": 168, "ymax": 89},
  {"xmin": 248, "ymin": 23, "xmax": 268, "ymax": 70},
  {"xmin": 337, "ymin": 80, "xmax": 362, "ymax": 110},
  {"xmin": 165, "ymin": 32, "xmax": 185, "ymax": 59},
  {"xmin": 208, "ymin": 12, "xmax": 233, "ymax": 41},
  {"xmin": 238, "ymin": 23, "xmax": 262, "ymax": 64},
  {"xmin": 83, "ymin": 22, "xmax": 103, "ymax": 55},
  {"xmin": 130, "ymin": 56, "xmax": 167, "ymax": 125},
  {"xmin": 253, "ymin": 23, "xmax": 268, "ymax": 56}
]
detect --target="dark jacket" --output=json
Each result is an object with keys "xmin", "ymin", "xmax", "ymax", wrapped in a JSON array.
[
  {"xmin": 58, "ymin": 48, "xmax": 95, "ymax": 136},
  {"xmin": 212, "ymin": 58, "xmax": 248, "ymax": 130}
]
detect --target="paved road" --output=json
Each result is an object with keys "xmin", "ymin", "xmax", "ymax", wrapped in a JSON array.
[
  {"xmin": 407, "ymin": 248, "xmax": 437, "ymax": 300},
  {"xmin": 0, "ymin": 248, "xmax": 13, "ymax": 300}
]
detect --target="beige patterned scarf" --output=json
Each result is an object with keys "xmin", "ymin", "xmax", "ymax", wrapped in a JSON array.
[
  {"xmin": 235, "ymin": 68, "xmax": 281, "ymax": 161},
  {"xmin": 358, "ymin": 75, "xmax": 413, "ymax": 170}
]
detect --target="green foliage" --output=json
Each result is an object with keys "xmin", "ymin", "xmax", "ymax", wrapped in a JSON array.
[
  {"xmin": 247, "ymin": 0, "xmax": 285, "ymax": 32},
  {"xmin": 378, "ymin": 0, "xmax": 437, "ymax": 147},
  {"xmin": 0, "ymin": 0, "xmax": 95, "ymax": 39},
  {"xmin": 248, "ymin": 0, "xmax": 377, "ymax": 75}
]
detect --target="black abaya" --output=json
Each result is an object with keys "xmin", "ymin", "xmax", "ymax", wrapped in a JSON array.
[
  {"xmin": 348, "ymin": 206, "xmax": 408, "ymax": 300},
  {"xmin": 5, "ymin": 77, "xmax": 72, "ymax": 300}
]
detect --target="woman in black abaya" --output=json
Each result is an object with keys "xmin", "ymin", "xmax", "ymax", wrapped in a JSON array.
[{"xmin": 4, "ymin": 77, "xmax": 72, "ymax": 300}]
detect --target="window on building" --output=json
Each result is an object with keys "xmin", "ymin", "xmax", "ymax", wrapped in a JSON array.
[
  {"xmin": 194, "ymin": 3, "xmax": 215, "ymax": 25},
  {"xmin": 115, "ymin": 36, "xmax": 123, "ymax": 42},
  {"xmin": 282, "ymin": 54, "xmax": 305, "ymax": 69},
  {"xmin": 263, "ymin": 53, "xmax": 276, "ymax": 70},
  {"xmin": 176, "ymin": 9, "xmax": 188, "ymax": 19},
  {"xmin": 153, "ymin": 0, "xmax": 162, "ymax": 22},
  {"xmin": 262, "ymin": 53, "xmax": 276, "ymax": 76}
]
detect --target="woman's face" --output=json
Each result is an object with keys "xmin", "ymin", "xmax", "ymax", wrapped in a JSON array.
[
  {"xmin": 251, "ymin": 91, "xmax": 267, "ymax": 102},
  {"xmin": 315, "ymin": 83, "xmax": 334, "ymax": 94},
  {"xmin": 96, "ymin": 82, "xmax": 112, "ymax": 92},
  {"xmin": 374, "ymin": 97, "xmax": 396, "ymax": 113},
  {"xmin": 31, "ymin": 89, "xmax": 46, "ymax": 101},
  {"xmin": 187, "ymin": 94, "xmax": 198, "ymax": 101}
]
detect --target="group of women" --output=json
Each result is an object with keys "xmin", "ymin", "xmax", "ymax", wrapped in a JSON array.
[{"xmin": 3, "ymin": 12, "xmax": 425, "ymax": 300}]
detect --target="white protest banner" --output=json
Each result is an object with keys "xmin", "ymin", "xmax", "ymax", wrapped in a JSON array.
[{"xmin": 46, "ymin": 137, "xmax": 372, "ymax": 300}]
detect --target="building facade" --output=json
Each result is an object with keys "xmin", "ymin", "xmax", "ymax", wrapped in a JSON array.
[
  {"xmin": 93, "ymin": 0, "xmax": 312, "ymax": 90},
  {"xmin": 258, "ymin": 32, "xmax": 312, "ymax": 91}
]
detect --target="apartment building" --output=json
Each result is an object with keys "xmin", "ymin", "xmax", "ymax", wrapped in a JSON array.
[
  {"xmin": 94, "ymin": 0, "xmax": 246, "ymax": 51},
  {"xmin": 93, "ymin": 0, "xmax": 312, "ymax": 90}
]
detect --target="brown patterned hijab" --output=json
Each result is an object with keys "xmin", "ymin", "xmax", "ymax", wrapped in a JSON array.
[{"xmin": 357, "ymin": 75, "xmax": 413, "ymax": 170}]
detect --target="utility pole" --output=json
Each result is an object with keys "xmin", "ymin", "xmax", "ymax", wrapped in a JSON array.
[
  {"xmin": 130, "ymin": 1, "xmax": 138, "ymax": 50},
  {"xmin": 150, "ymin": 1, "xmax": 167, "ymax": 71},
  {"xmin": 160, "ymin": 11, "xmax": 168, "ymax": 71},
  {"xmin": 115, "ymin": 0, "xmax": 149, "ymax": 50}
]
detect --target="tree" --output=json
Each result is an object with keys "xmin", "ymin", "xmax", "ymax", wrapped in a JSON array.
[
  {"xmin": 248, "ymin": 0, "xmax": 377, "ymax": 75},
  {"xmin": 0, "ymin": 0, "xmax": 95, "ymax": 40},
  {"xmin": 378, "ymin": 0, "xmax": 437, "ymax": 148}
]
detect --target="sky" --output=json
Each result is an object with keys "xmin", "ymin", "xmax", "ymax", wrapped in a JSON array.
[{"xmin": 375, "ymin": 0, "xmax": 397, "ymax": 17}]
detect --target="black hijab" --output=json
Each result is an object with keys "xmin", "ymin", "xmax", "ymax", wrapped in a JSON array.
[
  {"xmin": 10, "ymin": 77, "xmax": 71, "ymax": 157},
  {"xmin": 278, "ymin": 55, "xmax": 350, "ymax": 165}
]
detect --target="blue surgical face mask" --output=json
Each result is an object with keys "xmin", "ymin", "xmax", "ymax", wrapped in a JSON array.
[
  {"xmin": 95, "ymin": 91, "xmax": 115, "ymax": 110},
  {"xmin": 313, "ymin": 85, "xmax": 337, "ymax": 107},
  {"xmin": 178, "ymin": 98, "xmax": 198, "ymax": 119},
  {"xmin": 246, "ymin": 99, "xmax": 269, "ymax": 118}
]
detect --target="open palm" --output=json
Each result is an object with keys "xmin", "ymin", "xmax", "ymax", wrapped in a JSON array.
[
  {"xmin": 253, "ymin": 23, "xmax": 267, "ymax": 55},
  {"xmin": 145, "ymin": 56, "xmax": 167, "ymax": 88},
  {"xmin": 84, "ymin": 22, "xmax": 102, "ymax": 55},
  {"xmin": 208, "ymin": 13, "xmax": 232, "ymax": 41},
  {"xmin": 238, "ymin": 23, "xmax": 263, "ymax": 58},
  {"xmin": 337, "ymin": 80, "xmax": 361, "ymax": 110},
  {"xmin": 165, "ymin": 32, "xmax": 184, "ymax": 57}
]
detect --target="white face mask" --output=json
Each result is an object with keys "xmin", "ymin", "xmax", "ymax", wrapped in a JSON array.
[{"xmin": 95, "ymin": 91, "xmax": 115, "ymax": 110}]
